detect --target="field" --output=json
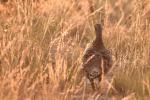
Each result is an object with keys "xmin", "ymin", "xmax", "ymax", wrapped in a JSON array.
[{"xmin": 0, "ymin": 0, "xmax": 150, "ymax": 100}]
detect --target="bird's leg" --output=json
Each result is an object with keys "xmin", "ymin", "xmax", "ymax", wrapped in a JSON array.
[
  {"xmin": 86, "ymin": 73, "xmax": 95, "ymax": 91},
  {"xmin": 89, "ymin": 79, "xmax": 95, "ymax": 91},
  {"xmin": 98, "ymin": 75, "xmax": 102, "ymax": 82},
  {"xmin": 96, "ymin": 74, "xmax": 102, "ymax": 90}
]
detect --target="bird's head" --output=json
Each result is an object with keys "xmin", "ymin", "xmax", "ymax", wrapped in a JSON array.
[{"xmin": 94, "ymin": 24, "xmax": 103, "ymax": 36}]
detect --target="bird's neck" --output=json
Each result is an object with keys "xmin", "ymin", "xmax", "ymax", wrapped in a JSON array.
[{"xmin": 93, "ymin": 33, "xmax": 105, "ymax": 50}]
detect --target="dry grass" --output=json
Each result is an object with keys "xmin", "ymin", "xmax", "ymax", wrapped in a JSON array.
[{"xmin": 0, "ymin": 0, "xmax": 150, "ymax": 100}]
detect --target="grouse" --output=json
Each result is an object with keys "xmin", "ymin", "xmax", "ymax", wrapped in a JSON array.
[{"xmin": 82, "ymin": 24, "xmax": 112, "ymax": 90}]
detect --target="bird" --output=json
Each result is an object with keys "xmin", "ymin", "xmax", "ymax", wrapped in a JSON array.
[{"xmin": 82, "ymin": 23, "xmax": 112, "ymax": 90}]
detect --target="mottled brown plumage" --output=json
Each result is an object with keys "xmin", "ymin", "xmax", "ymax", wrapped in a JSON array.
[{"xmin": 82, "ymin": 24, "xmax": 112, "ymax": 90}]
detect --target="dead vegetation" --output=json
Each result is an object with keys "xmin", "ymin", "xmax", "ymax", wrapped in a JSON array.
[{"xmin": 0, "ymin": 0, "xmax": 150, "ymax": 100}]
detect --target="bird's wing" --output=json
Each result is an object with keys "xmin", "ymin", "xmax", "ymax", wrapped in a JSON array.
[{"xmin": 101, "ymin": 50, "xmax": 113, "ymax": 74}]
